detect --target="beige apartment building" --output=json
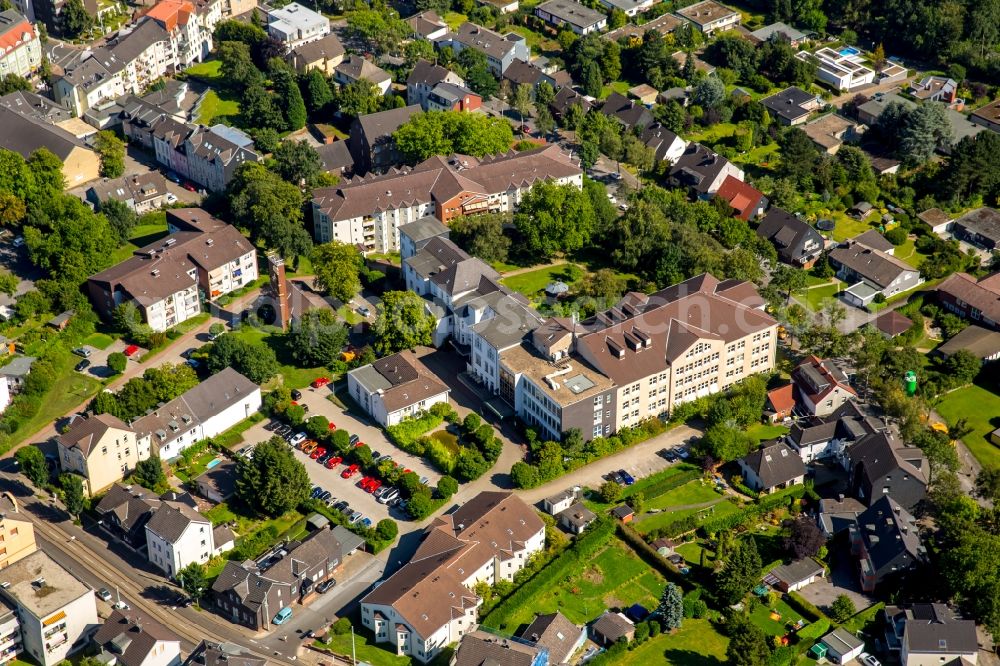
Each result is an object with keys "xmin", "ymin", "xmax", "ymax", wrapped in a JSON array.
[
  {"xmin": 0, "ymin": 492, "xmax": 36, "ymax": 569},
  {"xmin": 56, "ymin": 414, "xmax": 148, "ymax": 496}
]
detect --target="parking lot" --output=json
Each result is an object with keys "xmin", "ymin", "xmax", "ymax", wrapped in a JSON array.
[
  {"xmin": 234, "ymin": 385, "xmax": 443, "ymax": 526},
  {"xmin": 73, "ymin": 339, "xmax": 147, "ymax": 379}
]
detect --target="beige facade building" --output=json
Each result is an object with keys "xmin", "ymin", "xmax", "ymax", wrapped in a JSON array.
[
  {"xmin": 56, "ymin": 414, "xmax": 148, "ymax": 496},
  {"xmin": 0, "ymin": 492, "xmax": 35, "ymax": 570}
]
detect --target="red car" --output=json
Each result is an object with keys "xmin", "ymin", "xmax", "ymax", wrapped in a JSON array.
[
  {"xmin": 311, "ymin": 377, "xmax": 330, "ymax": 389},
  {"xmin": 328, "ymin": 422, "xmax": 336, "ymax": 431},
  {"xmin": 325, "ymin": 455, "xmax": 342, "ymax": 469},
  {"xmin": 182, "ymin": 182, "xmax": 197, "ymax": 192},
  {"xmin": 124, "ymin": 345, "xmax": 139, "ymax": 357},
  {"xmin": 358, "ymin": 476, "xmax": 372, "ymax": 489},
  {"xmin": 366, "ymin": 479, "xmax": 382, "ymax": 494},
  {"xmin": 341, "ymin": 464, "xmax": 359, "ymax": 479},
  {"xmin": 310, "ymin": 447, "xmax": 326, "ymax": 460}
]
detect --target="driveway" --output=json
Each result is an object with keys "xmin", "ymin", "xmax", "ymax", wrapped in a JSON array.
[{"xmin": 797, "ymin": 545, "xmax": 873, "ymax": 615}]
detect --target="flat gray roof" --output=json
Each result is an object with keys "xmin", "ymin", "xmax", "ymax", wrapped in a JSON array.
[{"xmin": 0, "ymin": 550, "xmax": 91, "ymax": 618}]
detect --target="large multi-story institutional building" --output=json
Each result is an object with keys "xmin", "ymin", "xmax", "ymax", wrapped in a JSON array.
[
  {"xmin": 311, "ymin": 144, "xmax": 582, "ymax": 253},
  {"xmin": 0, "ymin": 11, "xmax": 41, "ymax": 79},
  {"xmin": 0, "ymin": 551, "xmax": 99, "ymax": 666},
  {"xmin": 87, "ymin": 209, "xmax": 258, "ymax": 332},
  {"xmin": 361, "ymin": 492, "xmax": 545, "ymax": 663}
]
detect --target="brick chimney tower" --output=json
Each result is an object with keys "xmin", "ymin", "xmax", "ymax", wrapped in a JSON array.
[{"xmin": 267, "ymin": 252, "xmax": 291, "ymax": 331}]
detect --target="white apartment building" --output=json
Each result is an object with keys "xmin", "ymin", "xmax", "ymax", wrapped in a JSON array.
[
  {"xmin": 265, "ymin": 2, "xmax": 329, "ymax": 51},
  {"xmin": 0, "ymin": 10, "xmax": 41, "ymax": 79},
  {"xmin": 144, "ymin": 0, "xmax": 223, "ymax": 67},
  {"xmin": 361, "ymin": 492, "xmax": 544, "ymax": 663},
  {"xmin": 145, "ymin": 502, "xmax": 215, "ymax": 577},
  {"xmin": 88, "ymin": 209, "xmax": 257, "ymax": 332},
  {"xmin": 311, "ymin": 144, "xmax": 583, "ymax": 253},
  {"xmin": 674, "ymin": 0, "xmax": 740, "ymax": 34},
  {"xmin": 0, "ymin": 551, "xmax": 99, "ymax": 666},
  {"xmin": 346, "ymin": 352, "xmax": 450, "ymax": 427},
  {"xmin": 0, "ymin": 600, "xmax": 19, "ymax": 666}
]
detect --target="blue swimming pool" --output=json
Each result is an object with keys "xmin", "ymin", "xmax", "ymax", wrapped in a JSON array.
[
  {"xmin": 839, "ymin": 46, "xmax": 861, "ymax": 57},
  {"xmin": 206, "ymin": 458, "xmax": 222, "ymax": 469}
]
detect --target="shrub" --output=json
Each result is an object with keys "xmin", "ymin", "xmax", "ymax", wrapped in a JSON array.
[
  {"xmin": 786, "ymin": 591, "xmax": 826, "ymax": 622},
  {"xmin": 386, "ymin": 411, "xmax": 445, "ymax": 448},
  {"xmin": 795, "ymin": 618, "xmax": 830, "ymax": 641},
  {"xmin": 331, "ymin": 617, "xmax": 352, "ymax": 635},
  {"xmin": 437, "ymin": 475, "xmax": 458, "ymax": 498}
]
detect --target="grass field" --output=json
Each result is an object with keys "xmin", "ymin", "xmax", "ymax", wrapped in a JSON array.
[
  {"xmin": 746, "ymin": 423, "xmax": 790, "ymax": 441},
  {"xmin": 803, "ymin": 281, "xmax": 844, "ymax": 311},
  {"xmin": 441, "ymin": 11, "xmax": 467, "ymax": 29},
  {"xmin": 508, "ymin": 25, "xmax": 560, "ymax": 55},
  {"xmin": 500, "ymin": 264, "xmax": 581, "ymax": 299},
  {"xmin": 635, "ymin": 498, "xmax": 739, "ymax": 535},
  {"xmin": 82, "ymin": 332, "xmax": 114, "ymax": 349},
  {"xmin": 830, "ymin": 212, "xmax": 877, "ymax": 242},
  {"xmin": 197, "ymin": 89, "xmax": 240, "ymax": 125},
  {"xmin": 204, "ymin": 502, "xmax": 303, "ymax": 537},
  {"xmin": 645, "ymin": 479, "xmax": 722, "ymax": 511},
  {"xmin": 174, "ymin": 448, "xmax": 221, "ymax": 482},
  {"xmin": 315, "ymin": 630, "xmax": 452, "ymax": 666},
  {"xmin": 600, "ymin": 80, "xmax": 631, "ymax": 99},
  {"xmin": 110, "ymin": 220, "xmax": 171, "ymax": 265},
  {"xmin": 488, "ymin": 538, "xmax": 667, "ymax": 630},
  {"xmin": 184, "ymin": 59, "xmax": 222, "ymax": 82},
  {"xmin": 935, "ymin": 377, "xmax": 1000, "ymax": 469},
  {"xmin": 613, "ymin": 618, "xmax": 729, "ymax": 665},
  {"xmin": 748, "ymin": 598, "xmax": 805, "ymax": 636}
]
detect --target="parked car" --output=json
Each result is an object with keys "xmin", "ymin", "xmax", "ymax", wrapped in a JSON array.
[
  {"xmin": 607, "ymin": 471, "xmax": 625, "ymax": 485},
  {"xmin": 113, "ymin": 600, "xmax": 130, "ymax": 611},
  {"xmin": 357, "ymin": 305, "xmax": 371, "ymax": 317},
  {"xmin": 319, "ymin": 490, "xmax": 332, "ymax": 502},
  {"xmin": 332, "ymin": 500, "xmax": 349, "ymax": 513},
  {"xmin": 860, "ymin": 655, "xmax": 881, "ymax": 666},
  {"xmin": 301, "ymin": 441, "xmax": 318, "ymax": 455},
  {"xmin": 349, "ymin": 434, "xmax": 360, "ymax": 446},
  {"xmin": 165, "ymin": 193, "xmax": 178, "ymax": 204},
  {"xmin": 316, "ymin": 579, "xmax": 336, "ymax": 594},
  {"xmin": 310, "ymin": 486, "xmax": 323, "ymax": 499},
  {"xmin": 341, "ymin": 464, "xmax": 360, "ymax": 479},
  {"xmin": 361, "ymin": 517, "xmax": 373, "ymax": 528},
  {"xmin": 75, "ymin": 359, "xmax": 90, "ymax": 372},
  {"xmin": 272, "ymin": 607, "xmax": 293, "ymax": 625},
  {"xmin": 419, "ymin": 476, "xmax": 429, "ymax": 485},
  {"xmin": 167, "ymin": 171, "xmax": 181, "ymax": 183},
  {"xmin": 97, "ymin": 588, "xmax": 113, "ymax": 602},
  {"xmin": 318, "ymin": 451, "xmax": 333, "ymax": 464},
  {"xmin": 310, "ymin": 447, "xmax": 326, "ymax": 460},
  {"xmin": 290, "ymin": 389, "xmax": 302, "ymax": 400},
  {"xmin": 11, "ymin": 236, "xmax": 24, "ymax": 248},
  {"xmin": 265, "ymin": 421, "xmax": 280, "ymax": 432},
  {"xmin": 379, "ymin": 488, "xmax": 400, "ymax": 504},
  {"xmin": 618, "ymin": 470, "xmax": 635, "ymax": 485},
  {"xmin": 325, "ymin": 456, "xmax": 343, "ymax": 469},
  {"xmin": 348, "ymin": 511, "xmax": 363, "ymax": 524},
  {"xmin": 289, "ymin": 432, "xmax": 307, "ymax": 446},
  {"xmin": 72, "ymin": 347, "xmax": 91, "ymax": 358},
  {"xmin": 366, "ymin": 479, "xmax": 381, "ymax": 494},
  {"xmin": 376, "ymin": 454, "xmax": 393, "ymax": 464},
  {"xmin": 124, "ymin": 345, "xmax": 140, "ymax": 357},
  {"xmin": 311, "ymin": 377, "xmax": 330, "ymax": 389}
]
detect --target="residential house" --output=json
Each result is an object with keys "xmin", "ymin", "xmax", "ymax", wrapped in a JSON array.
[
  {"xmin": 347, "ymin": 104, "xmax": 422, "ymax": 175},
  {"xmin": 315, "ymin": 141, "xmax": 354, "ymax": 177},
  {"xmin": 671, "ymin": 50, "xmax": 715, "ymax": 75},
  {"xmin": 802, "ymin": 113, "xmax": 861, "ymax": 154},
  {"xmin": 737, "ymin": 441, "xmax": 806, "ymax": 494},
  {"xmin": 0, "ymin": 551, "xmax": 99, "ymax": 666},
  {"xmin": 183, "ymin": 642, "xmax": 266, "ymax": 666},
  {"xmin": 185, "ymin": 124, "xmax": 259, "ymax": 192},
  {"xmin": 857, "ymin": 91, "xmax": 916, "ymax": 127},
  {"xmin": 87, "ymin": 173, "xmax": 170, "ymax": 214},
  {"xmin": 667, "ymin": 143, "xmax": 744, "ymax": 197},
  {"xmin": 143, "ymin": 0, "xmax": 222, "ymax": 68},
  {"xmin": 970, "ymin": 98, "xmax": 1000, "ymax": 133},
  {"xmin": 791, "ymin": 356, "xmax": 857, "ymax": 417},
  {"xmin": 347, "ymin": 351, "xmax": 450, "ymax": 427},
  {"xmin": 0, "ymin": 11, "xmax": 41, "ymax": 78},
  {"xmin": 829, "ymin": 239, "xmax": 922, "ymax": 307},
  {"xmin": 787, "ymin": 400, "xmax": 881, "ymax": 463},
  {"xmin": 56, "ymin": 414, "xmax": 147, "ymax": 497},
  {"xmin": 398, "ymin": 216, "xmax": 450, "ymax": 259},
  {"xmin": 952, "ymin": 207, "xmax": 1000, "ymax": 251},
  {"xmin": 313, "ymin": 144, "xmax": 582, "ymax": 250},
  {"xmin": 603, "ymin": 13, "xmax": 682, "ymax": 41},
  {"xmin": 937, "ymin": 324, "xmax": 1000, "ymax": 361},
  {"xmin": 918, "ymin": 207, "xmax": 954, "ymax": 235},
  {"xmin": 53, "ymin": 20, "xmax": 175, "ymax": 117},
  {"xmin": 764, "ymin": 384, "xmax": 795, "ymax": 423},
  {"xmin": 756, "ymin": 208, "xmax": 824, "ymax": 267},
  {"xmin": 92, "ymin": 609, "xmax": 181, "ymax": 666},
  {"xmin": 549, "ymin": 85, "xmax": 592, "ymax": 120},
  {"xmin": 145, "ymin": 501, "xmax": 224, "ymax": 577},
  {"xmin": 542, "ymin": 487, "xmax": 580, "ymax": 515},
  {"xmin": 406, "ymin": 10, "xmax": 448, "ymax": 41},
  {"xmin": 883, "ymin": 604, "xmax": 979, "ymax": 666},
  {"xmin": 534, "ymin": 0, "xmax": 607, "ymax": 35},
  {"xmin": 849, "ymin": 496, "xmax": 923, "ymax": 593},
  {"xmin": 590, "ymin": 612, "xmax": 635, "ymax": 646},
  {"xmin": 765, "ymin": 558, "xmax": 825, "ymax": 593},
  {"xmin": 796, "ymin": 46, "xmax": 875, "ymax": 91},
  {"xmin": 0, "ymin": 356, "xmax": 34, "ymax": 393},
  {"xmin": 212, "ymin": 527, "xmax": 346, "ymax": 630},
  {"xmin": 909, "ymin": 76, "xmax": 959, "ymax": 104},
  {"xmin": 265, "ymin": 2, "xmax": 329, "ymax": 52},
  {"xmin": 475, "ymin": 0, "xmax": 519, "ymax": 14},
  {"xmin": 629, "ymin": 83, "xmax": 659, "ymax": 106},
  {"xmin": 674, "ymin": 0, "xmax": 740, "ymax": 35},
  {"xmin": 444, "ymin": 22, "xmax": 530, "ymax": 76},
  {"xmin": 935, "ymin": 271, "xmax": 1000, "ymax": 330},
  {"xmin": 0, "ymin": 105, "xmax": 100, "ymax": 186},
  {"xmin": 406, "ymin": 59, "xmax": 465, "ymax": 109},
  {"xmin": 452, "ymin": 632, "xmax": 544, "ymax": 666},
  {"xmin": 873, "ymin": 310, "xmax": 913, "ymax": 338},
  {"xmin": 848, "ymin": 431, "xmax": 928, "ymax": 512},
  {"xmin": 502, "ymin": 58, "xmax": 557, "ymax": 92},
  {"xmin": 714, "ymin": 175, "xmax": 768, "ymax": 221},
  {"xmin": 557, "ymin": 503, "xmax": 597, "ymax": 534},
  {"xmin": 87, "ymin": 209, "xmax": 258, "ymax": 332},
  {"xmin": 94, "ymin": 484, "xmax": 194, "ymax": 548},
  {"xmin": 598, "ymin": 0, "xmax": 654, "ymax": 17},
  {"xmin": 640, "ymin": 124, "xmax": 688, "ymax": 164},
  {"xmin": 818, "ymin": 628, "xmax": 865, "ymax": 664},
  {"xmin": 518, "ymin": 612, "xmax": 585, "ymax": 666},
  {"xmin": 195, "ymin": 460, "xmax": 237, "ymax": 503},
  {"xmin": 853, "ymin": 229, "xmax": 895, "ymax": 255},
  {"xmin": 334, "ymin": 55, "xmax": 391, "ymax": 95},
  {"xmin": 762, "ymin": 86, "xmax": 822, "ymax": 125},
  {"xmin": 132, "ymin": 367, "xmax": 262, "ymax": 460},
  {"xmin": 818, "ymin": 496, "xmax": 865, "ymax": 536},
  {"xmin": 600, "ymin": 92, "xmax": 654, "ymax": 130},
  {"xmin": 748, "ymin": 21, "xmax": 807, "ymax": 46},
  {"xmin": 360, "ymin": 492, "xmax": 545, "ymax": 663},
  {"xmin": 423, "ymin": 81, "xmax": 481, "ymax": 112},
  {"xmin": 0, "ymin": 492, "xmax": 35, "ymax": 568},
  {"xmin": 287, "ymin": 33, "xmax": 344, "ymax": 75}
]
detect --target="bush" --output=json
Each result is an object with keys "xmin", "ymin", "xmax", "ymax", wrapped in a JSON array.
[
  {"xmin": 786, "ymin": 590, "xmax": 827, "ymax": 622},
  {"xmin": 795, "ymin": 618, "xmax": 830, "ymax": 641},
  {"xmin": 107, "ymin": 352, "xmax": 127, "ymax": 374},
  {"xmin": 331, "ymin": 617, "xmax": 352, "ymax": 635},
  {"xmin": 700, "ymin": 485, "xmax": 807, "ymax": 535},
  {"xmin": 884, "ymin": 227, "xmax": 907, "ymax": 245},
  {"xmin": 230, "ymin": 525, "xmax": 280, "ymax": 561},
  {"xmin": 437, "ymin": 475, "xmax": 458, "ymax": 498}
]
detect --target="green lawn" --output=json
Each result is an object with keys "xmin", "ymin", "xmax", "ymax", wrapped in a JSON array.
[
  {"xmin": 230, "ymin": 325, "xmax": 334, "ymax": 389},
  {"xmin": 635, "ymin": 499, "xmax": 739, "ymax": 535},
  {"xmin": 204, "ymin": 502, "xmax": 303, "ymax": 537},
  {"xmin": 645, "ymin": 479, "xmax": 722, "ymax": 511},
  {"xmin": 935, "ymin": 378, "xmax": 1000, "ymax": 469},
  {"xmin": 487, "ymin": 538, "xmax": 667, "ymax": 630},
  {"xmin": 184, "ymin": 59, "xmax": 222, "ymax": 82},
  {"xmin": 197, "ymin": 89, "xmax": 240, "ymax": 126},
  {"xmin": 109, "ymin": 221, "xmax": 171, "ymax": 265},
  {"xmin": 686, "ymin": 122, "xmax": 739, "ymax": 144},
  {"xmin": 803, "ymin": 281, "xmax": 844, "ymax": 311},
  {"xmin": 442, "ymin": 11, "xmax": 467, "ymax": 29},
  {"xmin": 316, "ymin": 629, "xmax": 452, "ymax": 666},
  {"xmin": 747, "ymin": 423, "xmax": 790, "ymax": 441},
  {"xmin": 748, "ymin": 598, "xmax": 806, "ymax": 637},
  {"xmin": 600, "ymin": 80, "xmax": 631, "ymax": 99},
  {"xmin": 82, "ymin": 332, "xmax": 114, "ymax": 350},
  {"xmin": 831, "ymin": 212, "xmax": 877, "ymax": 242},
  {"xmin": 614, "ymin": 618, "xmax": 729, "ymax": 665},
  {"xmin": 4, "ymin": 365, "xmax": 102, "ymax": 454},
  {"xmin": 508, "ymin": 25, "xmax": 559, "ymax": 55},
  {"xmin": 500, "ymin": 264, "xmax": 581, "ymax": 300}
]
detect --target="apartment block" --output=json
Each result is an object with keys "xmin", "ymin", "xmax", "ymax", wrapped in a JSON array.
[
  {"xmin": 56, "ymin": 413, "xmax": 147, "ymax": 497},
  {"xmin": 0, "ymin": 11, "xmax": 41, "ymax": 79},
  {"xmin": 312, "ymin": 144, "xmax": 582, "ymax": 252},
  {"xmin": 0, "ymin": 493, "xmax": 35, "ymax": 570},
  {"xmin": 347, "ymin": 351, "xmax": 450, "ymax": 426},
  {"xmin": 443, "ymin": 22, "xmax": 530, "ymax": 76},
  {"xmin": 87, "ymin": 209, "xmax": 257, "ymax": 332},
  {"xmin": 0, "ymin": 551, "xmax": 99, "ymax": 666},
  {"xmin": 144, "ymin": 0, "xmax": 222, "ymax": 68}
]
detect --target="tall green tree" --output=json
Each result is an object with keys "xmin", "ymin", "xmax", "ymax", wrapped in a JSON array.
[
  {"xmin": 272, "ymin": 68, "xmax": 307, "ymax": 131},
  {"xmin": 393, "ymin": 111, "xmax": 514, "ymax": 162},
  {"xmin": 336, "ymin": 79, "xmax": 383, "ymax": 117},
  {"xmin": 311, "ymin": 241, "xmax": 363, "ymax": 302},
  {"xmin": 449, "ymin": 214, "xmax": 511, "ymax": 264},
  {"xmin": 373, "ymin": 290, "xmax": 436, "ymax": 355},
  {"xmin": 100, "ymin": 199, "xmax": 138, "ymax": 243},
  {"xmin": 287, "ymin": 308, "xmax": 349, "ymax": 367},
  {"xmin": 133, "ymin": 456, "xmax": 167, "ymax": 491},
  {"xmin": 177, "ymin": 562, "xmax": 208, "ymax": 601},
  {"xmin": 513, "ymin": 181, "xmax": 596, "ymax": 260},
  {"xmin": 726, "ymin": 614, "xmax": 771, "ymax": 666},
  {"xmin": 207, "ymin": 335, "xmax": 278, "ymax": 384},
  {"xmin": 16, "ymin": 446, "xmax": 48, "ymax": 487},
  {"xmin": 302, "ymin": 69, "xmax": 334, "ymax": 114},
  {"xmin": 61, "ymin": 0, "xmax": 92, "ymax": 38},
  {"xmin": 235, "ymin": 436, "xmax": 310, "ymax": 516},
  {"xmin": 218, "ymin": 41, "xmax": 262, "ymax": 87},
  {"xmin": 656, "ymin": 583, "xmax": 684, "ymax": 630},
  {"xmin": 60, "ymin": 473, "xmax": 85, "ymax": 515},
  {"xmin": 271, "ymin": 140, "xmax": 322, "ymax": 187},
  {"xmin": 716, "ymin": 538, "xmax": 762, "ymax": 605},
  {"xmin": 94, "ymin": 131, "xmax": 125, "ymax": 178},
  {"xmin": 228, "ymin": 162, "xmax": 311, "ymax": 258}
]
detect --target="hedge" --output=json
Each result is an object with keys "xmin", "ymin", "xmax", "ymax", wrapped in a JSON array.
[
  {"xmin": 482, "ymin": 518, "xmax": 616, "ymax": 630},
  {"xmin": 616, "ymin": 523, "xmax": 691, "ymax": 587},
  {"xmin": 786, "ymin": 590, "xmax": 827, "ymax": 623},
  {"xmin": 630, "ymin": 468, "xmax": 701, "ymax": 501},
  {"xmin": 795, "ymin": 618, "xmax": 830, "ymax": 641},
  {"xmin": 385, "ymin": 409, "xmax": 446, "ymax": 447},
  {"xmin": 699, "ymin": 485, "xmax": 807, "ymax": 535},
  {"xmin": 646, "ymin": 514, "xmax": 699, "ymax": 540}
]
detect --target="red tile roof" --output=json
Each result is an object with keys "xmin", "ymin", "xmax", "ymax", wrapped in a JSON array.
[
  {"xmin": 0, "ymin": 15, "xmax": 34, "ymax": 53},
  {"xmin": 767, "ymin": 384, "xmax": 795, "ymax": 414},
  {"xmin": 715, "ymin": 175, "xmax": 765, "ymax": 221}
]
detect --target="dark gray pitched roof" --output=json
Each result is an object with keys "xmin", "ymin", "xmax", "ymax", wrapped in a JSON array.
[
  {"xmin": 184, "ymin": 641, "xmax": 266, "ymax": 666},
  {"xmin": 453, "ymin": 631, "xmax": 542, "ymax": 666},
  {"xmin": 356, "ymin": 105, "xmax": 423, "ymax": 141},
  {"xmin": 849, "ymin": 431, "xmax": 928, "ymax": 492},
  {"xmin": 762, "ymin": 86, "xmax": 818, "ymax": 122},
  {"xmin": 856, "ymin": 495, "xmax": 923, "ymax": 573},
  {"xmin": 937, "ymin": 324, "xmax": 1000, "ymax": 359},
  {"xmin": 145, "ymin": 501, "xmax": 208, "ymax": 543},
  {"xmin": 316, "ymin": 141, "xmax": 354, "ymax": 173},
  {"xmin": 769, "ymin": 557, "xmax": 824, "ymax": 586},
  {"xmin": 591, "ymin": 611, "xmax": 634, "ymax": 641},
  {"xmin": 756, "ymin": 208, "xmax": 824, "ymax": 264},
  {"xmin": 519, "ymin": 612, "xmax": 581, "ymax": 664},
  {"xmin": 668, "ymin": 143, "xmax": 732, "ymax": 193},
  {"xmin": 0, "ymin": 105, "xmax": 91, "ymax": 162},
  {"xmin": 93, "ymin": 609, "xmax": 180, "ymax": 666},
  {"xmin": 740, "ymin": 441, "xmax": 806, "ymax": 488}
]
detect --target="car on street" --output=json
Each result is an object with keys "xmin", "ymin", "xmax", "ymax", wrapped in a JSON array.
[
  {"xmin": 272, "ymin": 607, "xmax": 292, "ymax": 625},
  {"xmin": 72, "ymin": 347, "xmax": 91, "ymax": 358},
  {"xmin": 289, "ymin": 432, "xmax": 307, "ymax": 446},
  {"xmin": 97, "ymin": 588, "xmax": 112, "ymax": 602},
  {"xmin": 124, "ymin": 345, "xmax": 140, "ymax": 357},
  {"xmin": 341, "ymin": 464, "xmax": 360, "ymax": 479},
  {"xmin": 182, "ymin": 181, "xmax": 197, "ymax": 192},
  {"xmin": 167, "ymin": 171, "xmax": 181, "ymax": 183},
  {"xmin": 316, "ymin": 579, "xmax": 336, "ymax": 594},
  {"xmin": 75, "ymin": 359, "xmax": 90, "ymax": 372},
  {"xmin": 113, "ymin": 600, "xmax": 131, "ymax": 611},
  {"xmin": 311, "ymin": 377, "xmax": 330, "ymax": 389}
]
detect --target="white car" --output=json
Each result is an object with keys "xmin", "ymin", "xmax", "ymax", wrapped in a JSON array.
[
  {"xmin": 165, "ymin": 193, "xmax": 178, "ymax": 204},
  {"xmin": 859, "ymin": 654, "xmax": 881, "ymax": 666},
  {"xmin": 289, "ymin": 432, "xmax": 307, "ymax": 446}
]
